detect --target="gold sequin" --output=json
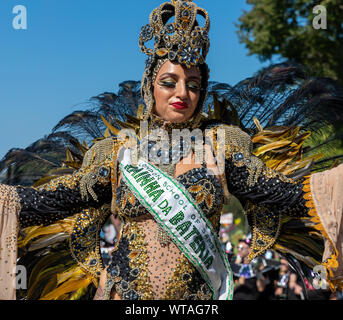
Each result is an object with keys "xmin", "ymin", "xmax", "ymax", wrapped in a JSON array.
[
  {"xmin": 129, "ymin": 250, "xmax": 140, "ymax": 259},
  {"xmin": 196, "ymin": 192, "xmax": 205, "ymax": 203},
  {"xmin": 122, "ymin": 197, "xmax": 127, "ymax": 209},
  {"xmin": 189, "ymin": 185, "xmax": 203, "ymax": 193},
  {"xmin": 206, "ymin": 194, "xmax": 213, "ymax": 208},
  {"xmin": 128, "ymin": 192, "xmax": 135, "ymax": 205}
]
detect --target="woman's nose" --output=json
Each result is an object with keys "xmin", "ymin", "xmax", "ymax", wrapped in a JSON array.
[{"xmin": 175, "ymin": 81, "xmax": 188, "ymax": 100}]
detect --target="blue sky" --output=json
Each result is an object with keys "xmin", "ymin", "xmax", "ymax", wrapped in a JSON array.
[{"xmin": 0, "ymin": 0, "xmax": 271, "ymax": 159}]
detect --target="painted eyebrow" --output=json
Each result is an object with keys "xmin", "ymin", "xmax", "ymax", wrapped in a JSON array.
[{"xmin": 158, "ymin": 72, "xmax": 201, "ymax": 81}]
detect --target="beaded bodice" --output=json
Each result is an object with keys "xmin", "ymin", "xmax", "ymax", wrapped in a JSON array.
[{"xmin": 116, "ymin": 166, "xmax": 223, "ymax": 220}]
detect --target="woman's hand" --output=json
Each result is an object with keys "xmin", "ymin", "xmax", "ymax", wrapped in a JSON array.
[
  {"xmin": 93, "ymin": 267, "xmax": 109, "ymax": 300},
  {"xmin": 238, "ymin": 276, "xmax": 246, "ymax": 286},
  {"xmin": 275, "ymin": 287, "xmax": 283, "ymax": 296}
]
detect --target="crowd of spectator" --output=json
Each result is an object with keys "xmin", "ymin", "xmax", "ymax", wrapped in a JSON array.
[{"xmin": 226, "ymin": 237, "xmax": 341, "ymax": 300}]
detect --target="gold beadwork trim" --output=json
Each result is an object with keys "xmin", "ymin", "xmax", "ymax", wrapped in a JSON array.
[
  {"xmin": 110, "ymin": 140, "xmax": 127, "ymax": 214},
  {"xmin": 247, "ymin": 204, "xmax": 282, "ymax": 262},
  {"xmin": 163, "ymin": 255, "xmax": 194, "ymax": 299},
  {"xmin": 127, "ymin": 222, "xmax": 154, "ymax": 300},
  {"xmin": 69, "ymin": 206, "xmax": 111, "ymax": 281}
]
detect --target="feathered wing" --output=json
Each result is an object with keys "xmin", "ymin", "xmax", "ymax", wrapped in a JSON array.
[{"xmin": 210, "ymin": 61, "xmax": 343, "ymax": 171}]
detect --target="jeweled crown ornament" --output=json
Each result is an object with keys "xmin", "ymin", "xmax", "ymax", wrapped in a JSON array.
[{"xmin": 139, "ymin": 0, "xmax": 210, "ymax": 69}]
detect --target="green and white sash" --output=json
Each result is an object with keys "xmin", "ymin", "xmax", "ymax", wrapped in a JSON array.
[{"xmin": 119, "ymin": 148, "xmax": 233, "ymax": 300}]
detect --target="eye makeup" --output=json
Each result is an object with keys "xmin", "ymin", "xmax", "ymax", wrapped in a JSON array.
[
  {"xmin": 158, "ymin": 78, "xmax": 176, "ymax": 88},
  {"xmin": 157, "ymin": 77, "xmax": 200, "ymax": 91},
  {"xmin": 186, "ymin": 80, "xmax": 201, "ymax": 91}
]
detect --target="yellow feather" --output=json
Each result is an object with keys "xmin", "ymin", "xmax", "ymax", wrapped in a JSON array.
[
  {"xmin": 115, "ymin": 119, "xmax": 138, "ymax": 130},
  {"xmin": 104, "ymin": 128, "xmax": 111, "ymax": 138},
  {"xmin": 56, "ymin": 267, "xmax": 85, "ymax": 285},
  {"xmin": 40, "ymin": 275, "xmax": 58, "ymax": 298},
  {"xmin": 70, "ymin": 286, "xmax": 91, "ymax": 300},
  {"xmin": 208, "ymin": 105, "xmax": 213, "ymax": 119},
  {"xmin": 137, "ymin": 104, "xmax": 144, "ymax": 120},
  {"xmin": 40, "ymin": 277, "xmax": 93, "ymax": 300},
  {"xmin": 27, "ymin": 250, "xmax": 71, "ymax": 288},
  {"xmin": 82, "ymin": 140, "xmax": 89, "ymax": 149},
  {"xmin": 28, "ymin": 262, "xmax": 74, "ymax": 299},
  {"xmin": 254, "ymin": 140, "xmax": 293, "ymax": 156},
  {"xmin": 100, "ymin": 115, "xmax": 120, "ymax": 135},
  {"xmin": 125, "ymin": 114, "xmax": 141, "ymax": 126},
  {"xmin": 62, "ymin": 161, "xmax": 82, "ymax": 169},
  {"xmin": 65, "ymin": 148, "xmax": 73, "ymax": 162},
  {"xmin": 253, "ymin": 117, "xmax": 264, "ymax": 132},
  {"xmin": 32, "ymin": 176, "xmax": 59, "ymax": 187},
  {"xmin": 18, "ymin": 219, "xmax": 74, "ymax": 247},
  {"xmin": 281, "ymin": 154, "xmax": 324, "ymax": 175}
]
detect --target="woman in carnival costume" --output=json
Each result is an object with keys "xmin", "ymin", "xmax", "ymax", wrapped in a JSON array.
[{"xmin": 0, "ymin": 0, "xmax": 342, "ymax": 300}]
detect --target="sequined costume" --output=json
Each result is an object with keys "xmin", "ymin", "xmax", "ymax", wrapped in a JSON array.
[
  {"xmin": 1, "ymin": 0, "xmax": 343, "ymax": 300},
  {"xmin": 0, "ymin": 118, "xmax": 322, "ymax": 300}
]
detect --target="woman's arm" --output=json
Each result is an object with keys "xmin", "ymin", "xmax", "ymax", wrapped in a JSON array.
[
  {"xmin": 93, "ymin": 267, "xmax": 115, "ymax": 300},
  {"xmin": 93, "ymin": 267, "xmax": 108, "ymax": 300},
  {"xmin": 0, "ymin": 184, "xmax": 21, "ymax": 299},
  {"xmin": 14, "ymin": 137, "xmax": 123, "ymax": 228},
  {"xmin": 207, "ymin": 124, "xmax": 311, "ymax": 260},
  {"xmin": 220, "ymin": 125, "xmax": 307, "ymax": 215},
  {"xmin": 16, "ymin": 162, "xmax": 113, "ymax": 228}
]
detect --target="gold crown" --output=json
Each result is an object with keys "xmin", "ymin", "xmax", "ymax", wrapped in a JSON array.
[{"xmin": 139, "ymin": 0, "xmax": 210, "ymax": 69}]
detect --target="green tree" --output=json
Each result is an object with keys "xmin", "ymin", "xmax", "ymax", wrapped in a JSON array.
[{"xmin": 237, "ymin": 0, "xmax": 343, "ymax": 84}]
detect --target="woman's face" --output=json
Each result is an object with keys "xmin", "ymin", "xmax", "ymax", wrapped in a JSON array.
[
  {"xmin": 153, "ymin": 60, "xmax": 202, "ymax": 123},
  {"xmin": 237, "ymin": 242, "xmax": 250, "ymax": 258}
]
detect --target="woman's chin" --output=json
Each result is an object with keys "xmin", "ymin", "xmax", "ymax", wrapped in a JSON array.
[{"xmin": 165, "ymin": 109, "xmax": 192, "ymax": 123}]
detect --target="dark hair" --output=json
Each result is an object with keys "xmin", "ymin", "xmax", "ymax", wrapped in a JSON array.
[{"xmin": 238, "ymin": 238, "xmax": 251, "ymax": 247}]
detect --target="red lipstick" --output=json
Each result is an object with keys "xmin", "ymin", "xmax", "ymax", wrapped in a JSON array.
[{"xmin": 171, "ymin": 102, "xmax": 189, "ymax": 110}]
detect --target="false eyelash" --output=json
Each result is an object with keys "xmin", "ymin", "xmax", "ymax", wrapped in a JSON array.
[
  {"xmin": 159, "ymin": 82, "xmax": 201, "ymax": 92},
  {"xmin": 159, "ymin": 82, "xmax": 176, "ymax": 88}
]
